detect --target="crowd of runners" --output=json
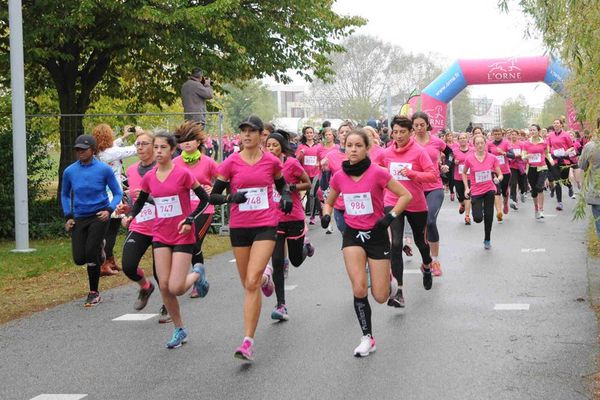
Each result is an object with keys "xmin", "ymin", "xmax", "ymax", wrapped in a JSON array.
[{"xmin": 61, "ymin": 112, "xmax": 588, "ymax": 359}]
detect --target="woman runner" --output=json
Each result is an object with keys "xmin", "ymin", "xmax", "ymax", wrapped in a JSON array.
[
  {"xmin": 296, "ymin": 126, "xmax": 322, "ymax": 225},
  {"xmin": 487, "ymin": 127, "xmax": 511, "ymax": 222},
  {"xmin": 507, "ymin": 130, "xmax": 527, "ymax": 210},
  {"xmin": 123, "ymin": 131, "xmax": 211, "ymax": 349},
  {"xmin": 522, "ymin": 124, "xmax": 551, "ymax": 219},
  {"xmin": 452, "ymin": 132, "xmax": 473, "ymax": 224},
  {"xmin": 322, "ymin": 128, "xmax": 412, "ymax": 356},
  {"xmin": 463, "ymin": 135, "xmax": 503, "ymax": 249}
]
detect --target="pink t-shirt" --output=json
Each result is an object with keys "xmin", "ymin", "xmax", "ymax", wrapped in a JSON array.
[
  {"xmin": 451, "ymin": 145, "xmax": 473, "ymax": 181},
  {"xmin": 507, "ymin": 141, "xmax": 525, "ymax": 170},
  {"xmin": 318, "ymin": 144, "xmax": 339, "ymax": 161},
  {"xmin": 273, "ymin": 157, "xmax": 305, "ymax": 223},
  {"xmin": 325, "ymin": 149, "xmax": 348, "ymax": 210},
  {"xmin": 546, "ymin": 131, "xmax": 574, "ymax": 164},
  {"xmin": 126, "ymin": 161, "xmax": 154, "ymax": 237},
  {"xmin": 463, "ymin": 153, "xmax": 500, "ymax": 197},
  {"xmin": 376, "ymin": 138, "xmax": 436, "ymax": 212},
  {"xmin": 330, "ymin": 163, "xmax": 392, "ymax": 230},
  {"xmin": 487, "ymin": 139, "xmax": 511, "ymax": 174},
  {"xmin": 217, "ymin": 151, "xmax": 283, "ymax": 229},
  {"xmin": 416, "ymin": 135, "xmax": 446, "ymax": 192},
  {"xmin": 522, "ymin": 141, "xmax": 547, "ymax": 167},
  {"xmin": 368, "ymin": 144, "xmax": 385, "ymax": 161},
  {"xmin": 173, "ymin": 155, "xmax": 218, "ymax": 214},
  {"xmin": 141, "ymin": 165, "xmax": 197, "ymax": 245},
  {"xmin": 296, "ymin": 143, "xmax": 321, "ymax": 178}
]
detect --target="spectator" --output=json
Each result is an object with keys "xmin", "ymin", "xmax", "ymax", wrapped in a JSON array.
[
  {"xmin": 579, "ymin": 136, "xmax": 600, "ymax": 237},
  {"xmin": 181, "ymin": 68, "xmax": 213, "ymax": 125}
]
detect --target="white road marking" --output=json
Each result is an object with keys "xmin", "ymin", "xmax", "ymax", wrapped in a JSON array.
[
  {"xmin": 404, "ymin": 269, "xmax": 421, "ymax": 274},
  {"xmin": 494, "ymin": 304, "xmax": 530, "ymax": 311},
  {"xmin": 112, "ymin": 314, "xmax": 158, "ymax": 321},
  {"xmin": 228, "ymin": 259, "xmax": 236, "ymax": 263},
  {"xmin": 284, "ymin": 285, "xmax": 297, "ymax": 291},
  {"xmin": 521, "ymin": 248, "xmax": 546, "ymax": 253},
  {"xmin": 30, "ymin": 395, "xmax": 87, "ymax": 400},
  {"xmin": 543, "ymin": 214, "xmax": 557, "ymax": 217}
]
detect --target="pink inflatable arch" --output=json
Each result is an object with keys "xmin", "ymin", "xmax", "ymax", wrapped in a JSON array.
[{"xmin": 408, "ymin": 56, "xmax": 580, "ymax": 133}]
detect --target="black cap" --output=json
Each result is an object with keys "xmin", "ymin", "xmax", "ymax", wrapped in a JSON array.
[
  {"xmin": 192, "ymin": 68, "xmax": 203, "ymax": 78},
  {"xmin": 238, "ymin": 115, "xmax": 264, "ymax": 132},
  {"xmin": 74, "ymin": 134, "xmax": 96, "ymax": 150}
]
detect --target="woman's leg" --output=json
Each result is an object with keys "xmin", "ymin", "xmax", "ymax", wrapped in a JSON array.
[
  {"xmin": 368, "ymin": 258, "xmax": 392, "ymax": 304},
  {"xmin": 483, "ymin": 191, "xmax": 495, "ymax": 241},
  {"xmin": 154, "ymin": 247, "xmax": 182, "ymax": 327},
  {"xmin": 192, "ymin": 213, "xmax": 213, "ymax": 265},
  {"xmin": 407, "ymin": 211, "xmax": 432, "ymax": 266},
  {"xmin": 343, "ymin": 246, "xmax": 371, "ymax": 337},
  {"xmin": 472, "ymin": 195, "xmax": 484, "ymax": 224},
  {"xmin": 121, "ymin": 231, "xmax": 153, "ymax": 285},
  {"xmin": 425, "ymin": 189, "xmax": 444, "ymax": 273},
  {"xmin": 271, "ymin": 234, "xmax": 286, "ymax": 307},
  {"xmin": 84, "ymin": 218, "xmax": 110, "ymax": 293}
]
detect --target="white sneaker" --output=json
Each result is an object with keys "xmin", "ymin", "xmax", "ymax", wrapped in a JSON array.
[
  {"xmin": 535, "ymin": 211, "xmax": 541, "ymax": 219},
  {"xmin": 326, "ymin": 223, "xmax": 334, "ymax": 234},
  {"xmin": 389, "ymin": 275, "xmax": 399, "ymax": 301},
  {"xmin": 354, "ymin": 335, "xmax": 376, "ymax": 357},
  {"xmin": 539, "ymin": 211, "xmax": 544, "ymax": 219}
]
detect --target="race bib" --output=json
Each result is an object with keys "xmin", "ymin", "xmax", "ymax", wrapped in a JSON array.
[
  {"xmin": 304, "ymin": 155, "xmax": 317, "ymax": 166},
  {"xmin": 390, "ymin": 162, "xmax": 412, "ymax": 181},
  {"xmin": 233, "ymin": 145, "xmax": 240, "ymax": 152},
  {"xmin": 344, "ymin": 192, "xmax": 374, "ymax": 216},
  {"xmin": 496, "ymin": 155, "xmax": 505, "ymax": 165},
  {"xmin": 272, "ymin": 189, "xmax": 281, "ymax": 203},
  {"xmin": 529, "ymin": 153, "xmax": 542, "ymax": 163},
  {"xmin": 475, "ymin": 170, "xmax": 492, "ymax": 184},
  {"xmin": 135, "ymin": 203, "xmax": 156, "ymax": 223},
  {"xmin": 513, "ymin": 148, "xmax": 521, "ymax": 156},
  {"xmin": 239, "ymin": 187, "xmax": 269, "ymax": 212},
  {"xmin": 458, "ymin": 164, "xmax": 465, "ymax": 174},
  {"xmin": 155, "ymin": 196, "xmax": 183, "ymax": 218},
  {"xmin": 553, "ymin": 149, "xmax": 566, "ymax": 157}
]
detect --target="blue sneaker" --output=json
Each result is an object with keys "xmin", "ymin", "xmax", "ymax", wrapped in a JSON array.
[
  {"xmin": 484, "ymin": 240, "xmax": 491, "ymax": 250},
  {"xmin": 271, "ymin": 304, "xmax": 289, "ymax": 321},
  {"xmin": 192, "ymin": 264, "xmax": 209, "ymax": 298},
  {"xmin": 166, "ymin": 327, "xmax": 188, "ymax": 349}
]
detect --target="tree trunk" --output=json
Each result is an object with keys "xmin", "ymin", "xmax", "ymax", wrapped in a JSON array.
[{"xmin": 57, "ymin": 113, "xmax": 84, "ymax": 208}]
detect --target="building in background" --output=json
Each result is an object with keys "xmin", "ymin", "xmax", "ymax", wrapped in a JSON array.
[{"xmin": 471, "ymin": 97, "xmax": 501, "ymax": 131}]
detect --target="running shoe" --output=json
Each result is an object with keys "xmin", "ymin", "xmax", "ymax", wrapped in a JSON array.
[
  {"xmin": 234, "ymin": 339, "xmax": 255, "ymax": 361},
  {"xmin": 483, "ymin": 240, "xmax": 491, "ymax": 250},
  {"xmin": 520, "ymin": 193, "xmax": 526, "ymax": 203},
  {"xmin": 459, "ymin": 204, "xmax": 465, "ymax": 214},
  {"xmin": 539, "ymin": 211, "xmax": 545, "ymax": 219},
  {"xmin": 190, "ymin": 286, "xmax": 199, "ymax": 298},
  {"xmin": 158, "ymin": 305, "xmax": 172, "ymax": 324},
  {"xmin": 568, "ymin": 186, "xmax": 574, "ymax": 198},
  {"xmin": 465, "ymin": 216, "xmax": 471, "ymax": 225},
  {"xmin": 271, "ymin": 304, "xmax": 289, "ymax": 321},
  {"xmin": 261, "ymin": 265, "xmax": 274, "ymax": 297},
  {"xmin": 134, "ymin": 282, "xmax": 155, "ymax": 311},
  {"xmin": 326, "ymin": 223, "xmax": 334, "ymax": 234},
  {"xmin": 166, "ymin": 327, "xmax": 188, "ymax": 349},
  {"xmin": 497, "ymin": 212, "xmax": 503, "ymax": 223},
  {"xmin": 431, "ymin": 260, "xmax": 442, "ymax": 277},
  {"xmin": 309, "ymin": 217, "xmax": 316, "ymax": 225},
  {"xmin": 84, "ymin": 291, "xmax": 101, "ymax": 307},
  {"xmin": 421, "ymin": 264, "xmax": 433, "ymax": 290},
  {"xmin": 305, "ymin": 240, "xmax": 315, "ymax": 258},
  {"xmin": 387, "ymin": 288, "xmax": 405, "ymax": 308},
  {"xmin": 354, "ymin": 335, "xmax": 376, "ymax": 357},
  {"xmin": 283, "ymin": 259, "xmax": 289, "ymax": 279},
  {"xmin": 389, "ymin": 274, "xmax": 398, "ymax": 301},
  {"xmin": 100, "ymin": 259, "xmax": 119, "ymax": 277},
  {"xmin": 535, "ymin": 210, "xmax": 541, "ymax": 220},
  {"xmin": 192, "ymin": 264, "xmax": 210, "ymax": 298},
  {"xmin": 503, "ymin": 199, "xmax": 509, "ymax": 214},
  {"xmin": 510, "ymin": 200, "xmax": 518, "ymax": 210},
  {"xmin": 450, "ymin": 192, "xmax": 455, "ymax": 202},
  {"xmin": 556, "ymin": 202, "xmax": 564, "ymax": 211}
]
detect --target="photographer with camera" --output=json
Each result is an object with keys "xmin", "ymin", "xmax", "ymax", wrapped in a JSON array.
[{"xmin": 181, "ymin": 67, "xmax": 213, "ymax": 125}]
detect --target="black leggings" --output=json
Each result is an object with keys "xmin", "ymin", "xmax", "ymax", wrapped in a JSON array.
[
  {"xmin": 104, "ymin": 218, "xmax": 121, "ymax": 258},
  {"xmin": 192, "ymin": 213, "xmax": 213, "ymax": 265},
  {"xmin": 307, "ymin": 176, "xmax": 322, "ymax": 219},
  {"xmin": 510, "ymin": 168, "xmax": 528, "ymax": 201},
  {"xmin": 424, "ymin": 189, "xmax": 444, "ymax": 242},
  {"xmin": 527, "ymin": 167, "xmax": 548, "ymax": 198},
  {"xmin": 550, "ymin": 162, "xmax": 572, "ymax": 202},
  {"xmin": 454, "ymin": 179, "xmax": 467, "ymax": 203},
  {"xmin": 447, "ymin": 164, "xmax": 455, "ymax": 194},
  {"xmin": 386, "ymin": 207, "xmax": 431, "ymax": 286},
  {"xmin": 122, "ymin": 230, "xmax": 158, "ymax": 284},
  {"xmin": 472, "ymin": 191, "xmax": 495, "ymax": 241},
  {"xmin": 71, "ymin": 215, "xmax": 109, "ymax": 292},
  {"xmin": 495, "ymin": 174, "xmax": 510, "ymax": 198},
  {"xmin": 272, "ymin": 220, "xmax": 307, "ymax": 306}
]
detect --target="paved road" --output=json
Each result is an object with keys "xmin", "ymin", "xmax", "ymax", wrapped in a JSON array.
[{"xmin": 0, "ymin": 194, "xmax": 596, "ymax": 400}]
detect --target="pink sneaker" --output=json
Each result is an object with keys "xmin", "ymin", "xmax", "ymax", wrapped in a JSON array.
[
  {"xmin": 234, "ymin": 339, "xmax": 254, "ymax": 361},
  {"xmin": 261, "ymin": 265, "xmax": 274, "ymax": 297}
]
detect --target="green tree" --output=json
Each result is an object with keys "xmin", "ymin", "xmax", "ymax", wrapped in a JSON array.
[
  {"xmin": 448, "ymin": 89, "xmax": 474, "ymax": 132},
  {"xmin": 502, "ymin": 95, "xmax": 530, "ymax": 129},
  {"xmin": 220, "ymin": 80, "xmax": 278, "ymax": 131},
  {"xmin": 539, "ymin": 92, "xmax": 567, "ymax": 128},
  {"xmin": 499, "ymin": 0, "xmax": 600, "ymax": 124},
  {"xmin": 0, "ymin": 1, "xmax": 363, "ymax": 199}
]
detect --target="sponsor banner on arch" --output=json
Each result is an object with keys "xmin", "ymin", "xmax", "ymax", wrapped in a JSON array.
[{"xmin": 459, "ymin": 56, "xmax": 548, "ymax": 85}]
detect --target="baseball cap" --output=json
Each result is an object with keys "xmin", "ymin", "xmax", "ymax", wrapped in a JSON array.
[
  {"xmin": 238, "ymin": 115, "xmax": 264, "ymax": 132},
  {"xmin": 74, "ymin": 134, "xmax": 96, "ymax": 150}
]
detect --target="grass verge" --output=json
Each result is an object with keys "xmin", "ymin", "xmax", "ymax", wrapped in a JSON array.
[{"xmin": 0, "ymin": 234, "xmax": 231, "ymax": 325}]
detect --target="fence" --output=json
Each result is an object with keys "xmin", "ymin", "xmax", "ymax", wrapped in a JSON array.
[{"xmin": 25, "ymin": 111, "xmax": 230, "ymax": 234}]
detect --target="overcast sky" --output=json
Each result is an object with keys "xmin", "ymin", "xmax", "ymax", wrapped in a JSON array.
[{"xmin": 331, "ymin": 0, "xmax": 554, "ymax": 107}]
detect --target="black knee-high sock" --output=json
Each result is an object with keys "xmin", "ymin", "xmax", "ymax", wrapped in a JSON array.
[
  {"xmin": 87, "ymin": 263, "xmax": 100, "ymax": 292},
  {"xmin": 353, "ymin": 296, "xmax": 372, "ymax": 336},
  {"xmin": 273, "ymin": 264, "xmax": 285, "ymax": 306}
]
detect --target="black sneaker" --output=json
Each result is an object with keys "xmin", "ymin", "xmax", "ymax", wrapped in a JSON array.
[
  {"xmin": 568, "ymin": 186, "xmax": 574, "ymax": 198},
  {"xmin": 134, "ymin": 282, "xmax": 155, "ymax": 311},
  {"xmin": 421, "ymin": 265, "xmax": 433, "ymax": 290},
  {"xmin": 158, "ymin": 304, "xmax": 172, "ymax": 324},
  {"xmin": 84, "ymin": 291, "xmax": 101, "ymax": 307},
  {"xmin": 387, "ymin": 288, "xmax": 405, "ymax": 308}
]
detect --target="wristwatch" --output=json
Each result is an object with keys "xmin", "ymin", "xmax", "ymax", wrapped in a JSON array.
[{"xmin": 389, "ymin": 210, "xmax": 398, "ymax": 218}]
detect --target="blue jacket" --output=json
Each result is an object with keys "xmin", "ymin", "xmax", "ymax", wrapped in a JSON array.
[{"xmin": 61, "ymin": 157, "xmax": 123, "ymax": 218}]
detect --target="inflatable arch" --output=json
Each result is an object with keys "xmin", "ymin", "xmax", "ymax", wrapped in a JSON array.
[{"xmin": 408, "ymin": 56, "xmax": 580, "ymax": 133}]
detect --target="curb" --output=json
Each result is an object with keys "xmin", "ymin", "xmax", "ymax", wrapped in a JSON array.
[{"xmin": 588, "ymin": 254, "xmax": 600, "ymax": 309}]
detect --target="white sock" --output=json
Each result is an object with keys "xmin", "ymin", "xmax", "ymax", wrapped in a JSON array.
[{"xmin": 244, "ymin": 336, "xmax": 254, "ymax": 344}]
